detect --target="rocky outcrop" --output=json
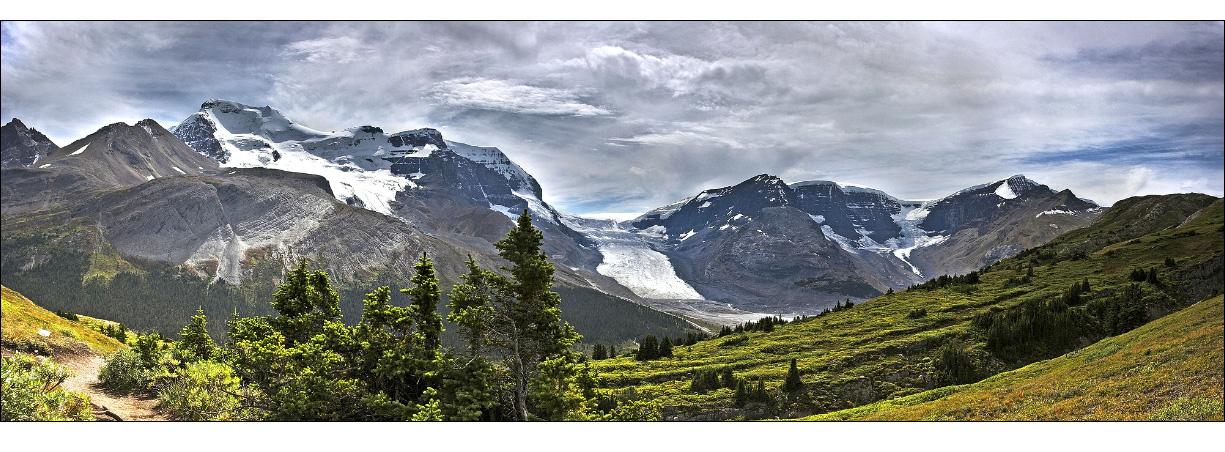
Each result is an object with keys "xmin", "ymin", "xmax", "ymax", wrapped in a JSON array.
[{"xmin": 1, "ymin": 119, "xmax": 59, "ymax": 168}]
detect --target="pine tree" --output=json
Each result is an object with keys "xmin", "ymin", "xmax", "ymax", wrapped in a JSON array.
[
  {"xmin": 637, "ymin": 335, "xmax": 659, "ymax": 361},
  {"xmin": 269, "ymin": 260, "xmax": 342, "ymax": 345},
  {"xmin": 783, "ymin": 358, "xmax": 803, "ymax": 392},
  {"xmin": 447, "ymin": 255, "xmax": 498, "ymax": 357},
  {"xmin": 403, "ymin": 253, "xmax": 444, "ymax": 357},
  {"xmin": 481, "ymin": 209, "xmax": 582, "ymax": 420},
  {"xmin": 720, "ymin": 366, "xmax": 735, "ymax": 389},
  {"xmin": 173, "ymin": 307, "xmax": 216, "ymax": 363},
  {"xmin": 592, "ymin": 344, "xmax": 608, "ymax": 360},
  {"xmin": 734, "ymin": 379, "xmax": 749, "ymax": 407},
  {"xmin": 658, "ymin": 336, "xmax": 673, "ymax": 358},
  {"xmin": 609, "ymin": 345, "xmax": 617, "ymax": 358}
]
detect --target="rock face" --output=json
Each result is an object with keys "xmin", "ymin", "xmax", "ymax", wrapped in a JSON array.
[
  {"xmin": 1, "ymin": 119, "xmax": 219, "ymax": 215},
  {"xmin": 69, "ymin": 168, "xmax": 471, "ymax": 285},
  {"xmin": 169, "ymin": 99, "xmax": 601, "ymax": 283},
  {"xmin": 39, "ymin": 119, "xmax": 217, "ymax": 187},
  {"xmin": 791, "ymin": 181, "xmax": 906, "ymax": 244},
  {"xmin": 1, "ymin": 119, "xmax": 60, "ymax": 168}
]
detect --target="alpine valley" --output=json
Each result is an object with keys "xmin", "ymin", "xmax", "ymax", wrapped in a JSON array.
[{"xmin": 2, "ymin": 100, "xmax": 1221, "ymax": 422}]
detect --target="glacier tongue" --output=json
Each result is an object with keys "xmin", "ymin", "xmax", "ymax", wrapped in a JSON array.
[
  {"xmin": 562, "ymin": 215, "xmax": 704, "ymax": 300},
  {"xmin": 596, "ymin": 243, "xmax": 704, "ymax": 299}
]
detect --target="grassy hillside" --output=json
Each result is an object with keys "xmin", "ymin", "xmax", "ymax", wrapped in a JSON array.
[
  {"xmin": 588, "ymin": 196, "xmax": 1223, "ymax": 420},
  {"xmin": 1, "ymin": 285, "xmax": 125, "ymax": 356},
  {"xmin": 807, "ymin": 295, "xmax": 1223, "ymax": 420}
]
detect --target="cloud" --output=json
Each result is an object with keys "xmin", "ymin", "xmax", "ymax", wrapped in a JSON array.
[
  {"xmin": 282, "ymin": 36, "xmax": 372, "ymax": 64},
  {"xmin": 430, "ymin": 78, "xmax": 612, "ymax": 117}
]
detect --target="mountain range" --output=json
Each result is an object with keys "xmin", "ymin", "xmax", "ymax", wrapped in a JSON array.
[{"xmin": 3, "ymin": 101, "xmax": 1104, "ymax": 335}]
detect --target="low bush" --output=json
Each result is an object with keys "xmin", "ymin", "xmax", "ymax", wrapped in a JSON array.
[
  {"xmin": 98, "ymin": 348, "xmax": 155, "ymax": 390},
  {"xmin": 0, "ymin": 353, "xmax": 93, "ymax": 421},
  {"xmin": 157, "ymin": 360, "xmax": 246, "ymax": 421}
]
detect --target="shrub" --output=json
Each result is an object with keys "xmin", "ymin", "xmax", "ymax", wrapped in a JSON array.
[
  {"xmin": 157, "ymin": 360, "xmax": 245, "ymax": 421},
  {"xmin": 0, "ymin": 353, "xmax": 93, "ymax": 421},
  {"xmin": 99, "ymin": 348, "xmax": 154, "ymax": 390},
  {"xmin": 1148, "ymin": 396, "xmax": 1224, "ymax": 421}
]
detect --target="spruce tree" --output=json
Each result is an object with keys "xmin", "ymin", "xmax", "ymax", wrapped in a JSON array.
[
  {"xmin": 783, "ymin": 358, "xmax": 803, "ymax": 392},
  {"xmin": 447, "ymin": 256, "xmax": 497, "ymax": 357},
  {"xmin": 734, "ymin": 379, "xmax": 749, "ymax": 407},
  {"xmin": 659, "ymin": 336, "xmax": 673, "ymax": 358},
  {"xmin": 488, "ymin": 210, "xmax": 582, "ymax": 420},
  {"xmin": 592, "ymin": 344, "xmax": 608, "ymax": 360},
  {"xmin": 720, "ymin": 366, "xmax": 735, "ymax": 389},
  {"xmin": 269, "ymin": 260, "xmax": 342, "ymax": 345},
  {"xmin": 637, "ymin": 335, "xmax": 659, "ymax": 361},
  {"xmin": 403, "ymin": 253, "xmax": 444, "ymax": 357},
  {"xmin": 173, "ymin": 308, "xmax": 216, "ymax": 363}
]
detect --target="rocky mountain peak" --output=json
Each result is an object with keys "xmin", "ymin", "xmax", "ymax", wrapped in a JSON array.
[
  {"xmin": 2, "ymin": 118, "xmax": 60, "ymax": 168},
  {"xmin": 388, "ymin": 128, "xmax": 447, "ymax": 149}
]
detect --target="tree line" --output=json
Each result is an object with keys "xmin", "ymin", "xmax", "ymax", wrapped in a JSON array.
[{"xmin": 98, "ymin": 211, "xmax": 655, "ymax": 421}]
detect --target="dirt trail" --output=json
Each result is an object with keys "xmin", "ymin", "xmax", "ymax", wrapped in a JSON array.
[
  {"xmin": 3, "ymin": 347, "xmax": 167, "ymax": 421},
  {"xmin": 58, "ymin": 352, "xmax": 167, "ymax": 421}
]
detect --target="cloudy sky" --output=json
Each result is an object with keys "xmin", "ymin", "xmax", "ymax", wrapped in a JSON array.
[{"xmin": 2, "ymin": 20, "xmax": 1222, "ymax": 216}]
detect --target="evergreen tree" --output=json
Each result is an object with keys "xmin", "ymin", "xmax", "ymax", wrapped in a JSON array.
[
  {"xmin": 447, "ymin": 255, "xmax": 498, "ymax": 357},
  {"xmin": 704, "ymin": 369, "xmax": 721, "ymax": 391},
  {"xmin": 268, "ymin": 260, "xmax": 342, "ymax": 345},
  {"xmin": 720, "ymin": 366, "xmax": 735, "ymax": 389},
  {"xmin": 228, "ymin": 263, "xmax": 369, "ymax": 420},
  {"xmin": 637, "ymin": 335, "xmax": 659, "ymax": 361},
  {"xmin": 1082, "ymin": 277, "xmax": 1091, "ymax": 293},
  {"xmin": 783, "ymin": 358, "xmax": 803, "ymax": 392},
  {"xmin": 173, "ymin": 308, "xmax": 216, "ymax": 363},
  {"xmin": 734, "ymin": 379, "xmax": 749, "ymax": 407},
  {"xmin": 452, "ymin": 209, "xmax": 582, "ymax": 420},
  {"xmin": 403, "ymin": 253, "xmax": 444, "ymax": 357},
  {"xmin": 658, "ymin": 336, "xmax": 673, "ymax": 358},
  {"xmin": 592, "ymin": 344, "xmax": 608, "ymax": 360},
  {"xmin": 609, "ymin": 345, "xmax": 617, "ymax": 358}
]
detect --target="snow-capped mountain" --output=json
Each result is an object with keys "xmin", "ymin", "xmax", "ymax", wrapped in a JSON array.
[
  {"xmin": 579, "ymin": 173, "xmax": 1101, "ymax": 316},
  {"xmin": 2, "ymin": 118, "xmax": 60, "ymax": 169},
  {"xmin": 0, "ymin": 104, "xmax": 1105, "ymax": 326},
  {"xmin": 170, "ymin": 100, "xmax": 547, "ymax": 219}
]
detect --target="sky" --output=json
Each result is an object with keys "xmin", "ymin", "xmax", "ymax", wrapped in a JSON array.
[{"xmin": 2, "ymin": 19, "xmax": 1222, "ymax": 216}]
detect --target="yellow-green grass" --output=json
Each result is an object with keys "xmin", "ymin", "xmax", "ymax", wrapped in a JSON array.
[
  {"xmin": 806, "ymin": 295, "xmax": 1223, "ymax": 421},
  {"xmin": 1, "ymin": 285, "xmax": 125, "ymax": 356},
  {"xmin": 590, "ymin": 197, "xmax": 1223, "ymax": 418}
]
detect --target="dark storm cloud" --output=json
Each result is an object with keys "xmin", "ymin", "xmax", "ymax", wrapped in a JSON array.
[
  {"xmin": 2, "ymin": 21, "xmax": 1221, "ymax": 213},
  {"xmin": 1048, "ymin": 36, "xmax": 1225, "ymax": 83}
]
